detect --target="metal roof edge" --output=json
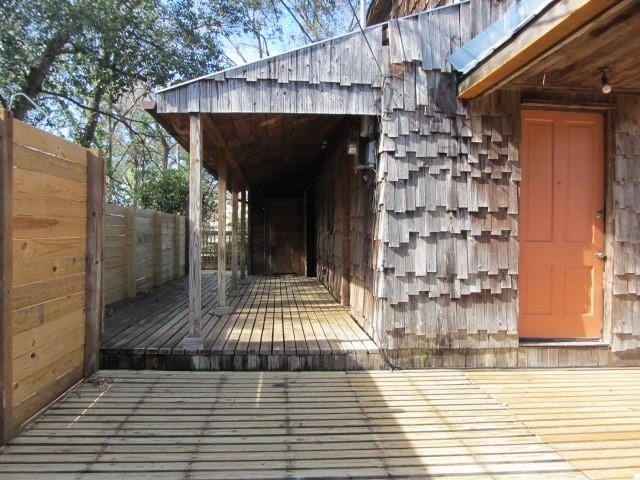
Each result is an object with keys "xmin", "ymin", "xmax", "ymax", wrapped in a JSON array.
[{"xmin": 448, "ymin": 0, "xmax": 556, "ymax": 76}]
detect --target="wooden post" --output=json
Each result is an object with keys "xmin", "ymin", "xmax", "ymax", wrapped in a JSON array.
[
  {"xmin": 184, "ymin": 200, "xmax": 189, "ymax": 275},
  {"xmin": 231, "ymin": 181, "xmax": 239, "ymax": 290},
  {"xmin": 0, "ymin": 109, "xmax": 14, "ymax": 443},
  {"xmin": 340, "ymin": 154, "xmax": 351, "ymax": 306},
  {"xmin": 183, "ymin": 114, "xmax": 204, "ymax": 350},
  {"xmin": 240, "ymin": 189, "xmax": 247, "ymax": 280},
  {"xmin": 126, "ymin": 207, "xmax": 137, "ymax": 298},
  {"xmin": 247, "ymin": 189, "xmax": 251, "ymax": 276},
  {"xmin": 173, "ymin": 214, "xmax": 181, "ymax": 279},
  {"xmin": 84, "ymin": 149, "xmax": 104, "ymax": 377},
  {"xmin": 153, "ymin": 211, "xmax": 162, "ymax": 287},
  {"xmin": 215, "ymin": 151, "xmax": 228, "ymax": 314}
]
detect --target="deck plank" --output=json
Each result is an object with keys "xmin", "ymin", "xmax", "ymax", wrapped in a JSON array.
[
  {"xmin": 5, "ymin": 369, "xmax": 639, "ymax": 479},
  {"xmin": 102, "ymin": 273, "xmax": 382, "ymax": 370}
]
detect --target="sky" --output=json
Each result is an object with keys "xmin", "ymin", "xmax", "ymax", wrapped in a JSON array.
[{"xmin": 220, "ymin": 0, "xmax": 363, "ymax": 68}]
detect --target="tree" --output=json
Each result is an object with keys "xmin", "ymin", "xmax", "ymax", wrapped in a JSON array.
[
  {"xmin": 0, "ymin": 0, "xmax": 357, "ymax": 215},
  {"xmin": 0, "ymin": 0, "xmax": 241, "ymax": 144},
  {"xmin": 138, "ymin": 166, "xmax": 219, "ymax": 224},
  {"xmin": 223, "ymin": 0, "xmax": 358, "ymax": 62}
]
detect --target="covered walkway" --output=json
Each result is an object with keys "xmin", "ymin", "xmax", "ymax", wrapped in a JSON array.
[
  {"xmin": 1, "ymin": 368, "xmax": 640, "ymax": 479},
  {"xmin": 102, "ymin": 274, "xmax": 383, "ymax": 371}
]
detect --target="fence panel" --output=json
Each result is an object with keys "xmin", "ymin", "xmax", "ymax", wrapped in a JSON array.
[
  {"xmin": 0, "ymin": 110, "xmax": 103, "ymax": 442},
  {"xmin": 103, "ymin": 205, "xmax": 185, "ymax": 305}
]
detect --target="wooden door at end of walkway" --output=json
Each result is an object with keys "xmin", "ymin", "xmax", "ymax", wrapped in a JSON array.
[{"xmin": 265, "ymin": 197, "xmax": 305, "ymax": 275}]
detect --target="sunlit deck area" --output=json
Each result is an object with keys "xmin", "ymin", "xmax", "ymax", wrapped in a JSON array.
[
  {"xmin": 2, "ymin": 368, "xmax": 640, "ymax": 479},
  {"xmin": 101, "ymin": 273, "xmax": 384, "ymax": 371}
]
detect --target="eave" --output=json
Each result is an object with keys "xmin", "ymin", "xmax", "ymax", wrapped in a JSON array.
[{"xmin": 455, "ymin": 0, "xmax": 622, "ymax": 99}]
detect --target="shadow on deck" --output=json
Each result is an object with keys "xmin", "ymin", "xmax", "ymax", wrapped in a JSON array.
[{"xmin": 101, "ymin": 273, "xmax": 385, "ymax": 371}]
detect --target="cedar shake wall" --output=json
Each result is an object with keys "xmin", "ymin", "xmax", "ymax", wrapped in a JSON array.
[
  {"xmin": 612, "ymin": 95, "xmax": 640, "ymax": 352},
  {"xmin": 374, "ymin": 74, "xmax": 522, "ymax": 353},
  {"xmin": 370, "ymin": 3, "xmax": 522, "ymax": 356}
]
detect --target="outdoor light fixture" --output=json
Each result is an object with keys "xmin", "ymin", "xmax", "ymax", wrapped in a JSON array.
[{"xmin": 600, "ymin": 67, "xmax": 612, "ymax": 94}]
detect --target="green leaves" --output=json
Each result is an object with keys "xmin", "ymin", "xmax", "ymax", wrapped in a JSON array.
[
  {"xmin": 138, "ymin": 165, "xmax": 218, "ymax": 223},
  {"xmin": 1, "ymin": 0, "xmax": 238, "ymax": 125}
]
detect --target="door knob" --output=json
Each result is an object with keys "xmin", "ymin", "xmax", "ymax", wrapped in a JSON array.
[
  {"xmin": 595, "ymin": 210, "xmax": 604, "ymax": 219},
  {"xmin": 595, "ymin": 251, "xmax": 606, "ymax": 260}
]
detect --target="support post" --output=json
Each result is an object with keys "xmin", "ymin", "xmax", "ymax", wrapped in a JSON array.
[
  {"xmin": 246, "ymin": 189, "xmax": 251, "ymax": 276},
  {"xmin": 153, "ymin": 211, "xmax": 162, "ymax": 287},
  {"xmin": 84, "ymin": 149, "xmax": 104, "ymax": 377},
  {"xmin": 126, "ymin": 207, "xmax": 137, "ymax": 298},
  {"xmin": 173, "ymin": 214, "xmax": 181, "ymax": 279},
  {"xmin": 0, "ymin": 109, "xmax": 14, "ymax": 444},
  {"xmin": 231, "ymin": 181, "xmax": 239, "ymax": 291},
  {"xmin": 183, "ymin": 114, "xmax": 204, "ymax": 350},
  {"xmin": 240, "ymin": 189, "xmax": 247, "ymax": 280},
  {"xmin": 215, "ymin": 151, "xmax": 228, "ymax": 314}
]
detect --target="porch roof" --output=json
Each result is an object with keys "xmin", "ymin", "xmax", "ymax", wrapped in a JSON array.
[
  {"xmin": 144, "ymin": 21, "xmax": 386, "ymax": 187},
  {"xmin": 453, "ymin": 0, "xmax": 639, "ymax": 98},
  {"xmin": 145, "ymin": 2, "xmax": 469, "ymax": 186}
]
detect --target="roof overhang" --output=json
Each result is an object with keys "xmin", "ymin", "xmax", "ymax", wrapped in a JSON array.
[{"xmin": 453, "ymin": 0, "xmax": 623, "ymax": 99}]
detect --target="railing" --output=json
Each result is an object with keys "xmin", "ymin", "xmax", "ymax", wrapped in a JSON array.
[{"xmin": 202, "ymin": 229, "xmax": 233, "ymax": 270}]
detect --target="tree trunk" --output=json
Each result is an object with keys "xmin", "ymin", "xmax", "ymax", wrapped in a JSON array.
[
  {"xmin": 78, "ymin": 84, "xmax": 105, "ymax": 147},
  {"xmin": 13, "ymin": 26, "xmax": 72, "ymax": 120}
]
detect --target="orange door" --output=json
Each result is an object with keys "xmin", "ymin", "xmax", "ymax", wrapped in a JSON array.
[{"xmin": 520, "ymin": 110, "xmax": 605, "ymax": 339}]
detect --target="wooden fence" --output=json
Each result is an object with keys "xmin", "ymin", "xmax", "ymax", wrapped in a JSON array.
[
  {"xmin": 0, "ymin": 110, "xmax": 103, "ymax": 443},
  {"xmin": 104, "ymin": 205, "xmax": 186, "ymax": 305}
]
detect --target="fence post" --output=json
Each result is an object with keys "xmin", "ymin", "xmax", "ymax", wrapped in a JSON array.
[
  {"xmin": 126, "ymin": 207, "xmax": 137, "ymax": 298},
  {"xmin": 174, "ymin": 214, "xmax": 181, "ymax": 279},
  {"xmin": 0, "ymin": 109, "xmax": 14, "ymax": 443},
  {"xmin": 84, "ymin": 149, "xmax": 104, "ymax": 377}
]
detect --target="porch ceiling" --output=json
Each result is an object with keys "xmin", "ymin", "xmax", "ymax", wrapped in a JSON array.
[
  {"xmin": 151, "ymin": 112, "xmax": 345, "ymax": 187},
  {"xmin": 455, "ymin": 0, "xmax": 640, "ymax": 98},
  {"xmin": 507, "ymin": 1, "xmax": 640, "ymax": 93}
]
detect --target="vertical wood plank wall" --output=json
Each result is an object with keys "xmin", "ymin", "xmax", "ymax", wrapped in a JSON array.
[
  {"xmin": 4, "ymin": 116, "xmax": 95, "ymax": 439},
  {"xmin": 103, "ymin": 205, "xmax": 186, "ymax": 305},
  {"xmin": 315, "ymin": 124, "xmax": 376, "ymax": 326}
]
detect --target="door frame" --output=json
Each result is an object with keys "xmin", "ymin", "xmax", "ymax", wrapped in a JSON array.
[{"xmin": 518, "ymin": 103, "xmax": 615, "ymax": 344}]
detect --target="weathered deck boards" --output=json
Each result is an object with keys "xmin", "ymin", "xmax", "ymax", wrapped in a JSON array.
[
  {"xmin": 101, "ymin": 274, "xmax": 384, "ymax": 371},
  {"xmin": 2, "ymin": 368, "xmax": 639, "ymax": 479}
]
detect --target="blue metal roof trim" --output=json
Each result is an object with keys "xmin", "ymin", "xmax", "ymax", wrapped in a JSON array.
[{"xmin": 448, "ymin": 0, "xmax": 555, "ymax": 75}]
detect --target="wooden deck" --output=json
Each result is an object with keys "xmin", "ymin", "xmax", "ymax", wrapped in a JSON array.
[
  {"xmin": 101, "ymin": 274, "xmax": 384, "ymax": 371},
  {"xmin": 2, "ymin": 368, "xmax": 640, "ymax": 479}
]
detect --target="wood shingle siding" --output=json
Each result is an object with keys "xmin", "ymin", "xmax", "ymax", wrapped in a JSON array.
[
  {"xmin": 612, "ymin": 95, "xmax": 640, "ymax": 352},
  {"xmin": 156, "ymin": 26, "xmax": 385, "ymax": 115},
  {"xmin": 372, "ymin": 3, "xmax": 521, "ymax": 354}
]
